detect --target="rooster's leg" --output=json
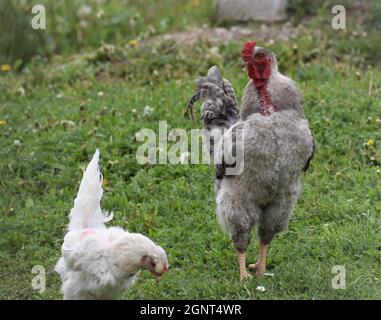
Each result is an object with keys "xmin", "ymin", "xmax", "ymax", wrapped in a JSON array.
[
  {"xmin": 237, "ymin": 252, "xmax": 252, "ymax": 281},
  {"xmin": 249, "ymin": 241, "xmax": 267, "ymax": 276}
]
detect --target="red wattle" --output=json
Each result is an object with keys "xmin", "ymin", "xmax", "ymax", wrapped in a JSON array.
[
  {"xmin": 257, "ymin": 86, "xmax": 278, "ymax": 116},
  {"xmin": 241, "ymin": 41, "xmax": 278, "ymax": 116}
]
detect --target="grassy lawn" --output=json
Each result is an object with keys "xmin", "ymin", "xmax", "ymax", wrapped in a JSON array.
[{"xmin": 0, "ymin": 2, "xmax": 380, "ymax": 300}]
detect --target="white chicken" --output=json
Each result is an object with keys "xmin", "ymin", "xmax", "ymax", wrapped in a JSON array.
[{"xmin": 55, "ymin": 149, "xmax": 168, "ymax": 299}]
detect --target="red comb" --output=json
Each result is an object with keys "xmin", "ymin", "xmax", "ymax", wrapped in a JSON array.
[{"xmin": 241, "ymin": 41, "xmax": 256, "ymax": 63}]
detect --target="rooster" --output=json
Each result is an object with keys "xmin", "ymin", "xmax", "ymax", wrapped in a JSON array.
[
  {"xmin": 187, "ymin": 41, "xmax": 314, "ymax": 280},
  {"xmin": 55, "ymin": 150, "xmax": 168, "ymax": 299}
]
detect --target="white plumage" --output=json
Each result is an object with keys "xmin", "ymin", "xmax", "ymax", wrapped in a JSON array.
[
  {"xmin": 55, "ymin": 149, "xmax": 168, "ymax": 300},
  {"xmin": 67, "ymin": 149, "xmax": 112, "ymax": 231}
]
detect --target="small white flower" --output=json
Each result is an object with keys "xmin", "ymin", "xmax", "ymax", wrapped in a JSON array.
[
  {"xmin": 99, "ymin": 43, "xmax": 115, "ymax": 54},
  {"xmin": 256, "ymin": 286, "xmax": 266, "ymax": 292},
  {"xmin": 144, "ymin": 106, "xmax": 154, "ymax": 116},
  {"xmin": 14, "ymin": 140, "xmax": 21, "ymax": 146},
  {"xmin": 77, "ymin": 4, "xmax": 92, "ymax": 17},
  {"xmin": 132, "ymin": 109, "xmax": 137, "ymax": 114},
  {"xmin": 56, "ymin": 92, "xmax": 64, "ymax": 99},
  {"xmin": 17, "ymin": 86, "xmax": 26, "ymax": 96},
  {"xmin": 79, "ymin": 20, "xmax": 89, "ymax": 29},
  {"xmin": 264, "ymin": 272, "xmax": 274, "ymax": 277},
  {"xmin": 97, "ymin": 10, "xmax": 105, "ymax": 19},
  {"xmin": 377, "ymin": 169, "xmax": 380, "ymax": 174},
  {"xmin": 97, "ymin": 91, "xmax": 104, "ymax": 97},
  {"xmin": 60, "ymin": 120, "xmax": 76, "ymax": 128},
  {"xmin": 210, "ymin": 46, "xmax": 219, "ymax": 55}
]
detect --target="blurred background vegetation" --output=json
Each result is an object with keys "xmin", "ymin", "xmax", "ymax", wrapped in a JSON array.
[
  {"xmin": 0, "ymin": 0, "xmax": 214, "ymax": 68},
  {"xmin": 0, "ymin": 0, "xmax": 380, "ymax": 68}
]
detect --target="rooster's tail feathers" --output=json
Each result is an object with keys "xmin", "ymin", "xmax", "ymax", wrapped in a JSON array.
[{"xmin": 68, "ymin": 149, "xmax": 113, "ymax": 231}]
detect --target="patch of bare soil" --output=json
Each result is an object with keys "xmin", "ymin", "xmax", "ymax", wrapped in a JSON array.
[{"xmin": 149, "ymin": 22, "xmax": 306, "ymax": 47}]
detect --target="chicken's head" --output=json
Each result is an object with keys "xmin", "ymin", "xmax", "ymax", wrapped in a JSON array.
[
  {"xmin": 113, "ymin": 233, "xmax": 169, "ymax": 283},
  {"xmin": 241, "ymin": 41, "xmax": 277, "ymax": 88},
  {"xmin": 140, "ymin": 245, "xmax": 169, "ymax": 282}
]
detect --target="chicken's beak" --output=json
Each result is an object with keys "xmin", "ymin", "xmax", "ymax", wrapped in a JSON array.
[
  {"xmin": 240, "ymin": 60, "xmax": 247, "ymax": 69},
  {"xmin": 154, "ymin": 275, "xmax": 161, "ymax": 283}
]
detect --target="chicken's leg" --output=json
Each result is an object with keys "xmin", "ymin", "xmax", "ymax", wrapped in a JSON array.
[
  {"xmin": 237, "ymin": 252, "xmax": 252, "ymax": 281},
  {"xmin": 249, "ymin": 241, "xmax": 267, "ymax": 276}
]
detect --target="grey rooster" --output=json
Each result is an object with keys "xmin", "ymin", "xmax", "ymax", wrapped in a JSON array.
[{"xmin": 187, "ymin": 41, "xmax": 314, "ymax": 280}]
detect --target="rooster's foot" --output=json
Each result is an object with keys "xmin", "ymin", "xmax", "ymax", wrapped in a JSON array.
[
  {"xmin": 240, "ymin": 269, "xmax": 253, "ymax": 281},
  {"xmin": 248, "ymin": 241, "xmax": 268, "ymax": 277},
  {"xmin": 237, "ymin": 251, "xmax": 252, "ymax": 281},
  {"xmin": 248, "ymin": 262, "xmax": 265, "ymax": 277}
]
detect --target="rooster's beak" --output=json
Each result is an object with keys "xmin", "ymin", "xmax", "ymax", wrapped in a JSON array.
[
  {"xmin": 240, "ymin": 61, "xmax": 247, "ymax": 69},
  {"xmin": 154, "ymin": 275, "xmax": 161, "ymax": 283}
]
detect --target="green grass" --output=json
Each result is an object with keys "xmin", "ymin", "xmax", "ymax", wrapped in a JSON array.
[{"xmin": 0, "ymin": 6, "xmax": 381, "ymax": 300}]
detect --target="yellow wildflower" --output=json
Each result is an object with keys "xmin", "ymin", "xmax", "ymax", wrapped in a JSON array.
[
  {"xmin": 1, "ymin": 64, "xmax": 11, "ymax": 72},
  {"xmin": 0, "ymin": 120, "xmax": 7, "ymax": 125},
  {"xmin": 367, "ymin": 139, "xmax": 375, "ymax": 147},
  {"xmin": 128, "ymin": 39, "xmax": 138, "ymax": 47}
]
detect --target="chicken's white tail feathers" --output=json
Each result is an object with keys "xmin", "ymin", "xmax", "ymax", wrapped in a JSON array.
[{"xmin": 68, "ymin": 149, "xmax": 113, "ymax": 231}]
